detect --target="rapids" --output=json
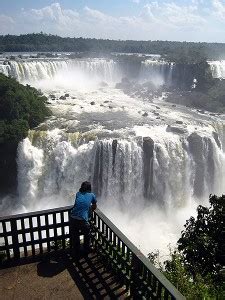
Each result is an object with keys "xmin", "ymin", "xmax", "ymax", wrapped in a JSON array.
[{"xmin": 1, "ymin": 54, "xmax": 225, "ymax": 255}]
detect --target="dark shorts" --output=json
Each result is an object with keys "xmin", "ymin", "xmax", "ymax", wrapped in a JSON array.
[{"xmin": 69, "ymin": 217, "xmax": 90, "ymax": 253}]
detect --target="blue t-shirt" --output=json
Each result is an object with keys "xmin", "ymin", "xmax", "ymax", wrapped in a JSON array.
[{"xmin": 71, "ymin": 192, "xmax": 97, "ymax": 222}]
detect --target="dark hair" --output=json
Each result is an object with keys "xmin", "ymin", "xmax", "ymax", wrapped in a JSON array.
[{"xmin": 79, "ymin": 181, "xmax": 92, "ymax": 193}]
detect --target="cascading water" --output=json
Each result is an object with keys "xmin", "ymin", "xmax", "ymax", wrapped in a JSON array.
[
  {"xmin": 139, "ymin": 59, "xmax": 175, "ymax": 86},
  {"xmin": 0, "ymin": 58, "xmax": 121, "ymax": 89},
  {"xmin": 1, "ymin": 54, "xmax": 225, "ymax": 255},
  {"xmin": 208, "ymin": 60, "xmax": 225, "ymax": 79}
]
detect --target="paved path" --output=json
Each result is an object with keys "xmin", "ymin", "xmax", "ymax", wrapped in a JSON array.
[{"xmin": 0, "ymin": 253, "xmax": 128, "ymax": 300}]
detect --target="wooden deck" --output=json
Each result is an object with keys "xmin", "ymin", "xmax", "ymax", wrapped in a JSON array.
[{"xmin": 0, "ymin": 252, "xmax": 129, "ymax": 300}]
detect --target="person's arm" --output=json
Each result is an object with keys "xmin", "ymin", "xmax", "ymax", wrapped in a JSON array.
[
  {"xmin": 91, "ymin": 202, "xmax": 97, "ymax": 211},
  {"xmin": 91, "ymin": 194, "xmax": 97, "ymax": 211}
]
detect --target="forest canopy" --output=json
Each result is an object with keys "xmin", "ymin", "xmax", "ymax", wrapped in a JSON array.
[
  {"xmin": 0, "ymin": 73, "xmax": 50, "ymax": 144},
  {"xmin": 1, "ymin": 33, "xmax": 225, "ymax": 63}
]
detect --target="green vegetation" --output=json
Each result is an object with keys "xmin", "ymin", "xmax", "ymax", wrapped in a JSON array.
[
  {"xmin": 0, "ymin": 74, "xmax": 50, "ymax": 193},
  {"xmin": 149, "ymin": 195, "xmax": 225, "ymax": 299},
  {"xmin": 166, "ymin": 78, "xmax": 225, "ymax": 113},
  {"xmin": 165, "ymin": 60, "xmax": 225, "ymax": 113},
  {"xmin": 0, "ymin": 73, "xmax": 50, "ymax": 144},
  {"xmin": 1, "ymin": 33, "xmax": 225, "ymax": 63}
]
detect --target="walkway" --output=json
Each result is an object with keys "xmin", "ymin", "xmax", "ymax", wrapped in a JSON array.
[{"xmin": 0, "ymin": 252, "xmax": 129, "ymax": 300}]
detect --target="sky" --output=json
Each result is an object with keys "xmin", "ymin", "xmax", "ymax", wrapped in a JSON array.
[{"xmin": 1, "ymin": 0, "xmax": 225, "ymax": 42}]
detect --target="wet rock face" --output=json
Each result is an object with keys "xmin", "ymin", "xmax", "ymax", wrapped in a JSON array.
[
  {"xmin": 143, "ymin": 137, "xmax": 154, "ymax": 200},
  {"xmin": 0, "ymin": 143, "xmax": 17, "ymax": 196},
  {"xmin": 187, "ymin": 132, "xmax": 215, "ymax": 197},
  {"xmin": 166, "ymin": 125, "xmax": 188, "ymax": 135},
  {"xmin": 212, "ymin": 132, "xmax": 221, "ymax": 148},
  {"xmin": 49, "ymin": 94, "xmax": 56, "ymax": 99},
  {"xmin": 115, "ymin": 77, "xmax": 132, "ymax": 90},
  {"xmin": 93, "ymin": 141, "xmax": 104, "ymax": 197},
  {"xmin": 112, "ymin": 139, "xmax": 118, "ymax": 174},
  {"xmin": 187, "ymin": 133, "xmax": 205, "ymax": 197}
]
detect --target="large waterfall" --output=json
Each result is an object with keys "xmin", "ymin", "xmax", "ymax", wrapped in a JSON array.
[
  {"xmin": 208, "ymin": 60, "xmax": 225, "ymax": 79},
  {"xmin": 1, "ymin": 55, "xmax": 225, "ymax": 254},
  {"xmin": 0, "ymin": 57, "xmax": 176, "ymax": 87},
  {"xmin": 0, "ymin": 58, "xmax": 121, "ymax": 85},
  {"xmin": 17, "ymin": 127, "xmax": 225, "ymax": 211}
]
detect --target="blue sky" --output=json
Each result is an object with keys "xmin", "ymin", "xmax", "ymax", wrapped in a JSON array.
[{"xmin": 0, "ymin": 1, "xmax": 225, "ymax": 42}]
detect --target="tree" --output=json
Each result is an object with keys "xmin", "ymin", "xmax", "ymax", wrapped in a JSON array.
[
  {"xmin": 148, "ymin": 195, "xmax": 225, "ymax": 299},
  {"xmin": 177, "ymin": 195, "xmax": 225, "ymax": 283},
  {"xmin": 0, "ymin": 73, "xmax": 51, "ymax": 143},
  {"xmin": 0, "ymin": 73, "xmax": 51, "ymax": 193}
]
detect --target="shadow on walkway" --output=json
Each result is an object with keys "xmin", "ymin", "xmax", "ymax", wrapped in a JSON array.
[
  {"xmin": 36, "ymin": 251, "xmax": 129, "ymax": 299},
  {"xmin": 37, "ymin": 258, "xmax": 66, "ymax": 277},
  {"xmin": 1, "ymin": 251, "xmax": 129, "ymax": 299},
  {"xmin": 64, "ymin": 252, "xmax": 129, "ymax": 299}
]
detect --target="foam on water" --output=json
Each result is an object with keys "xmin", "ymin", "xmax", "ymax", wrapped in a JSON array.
[{"xmin": 1, "ymin": 56, "xmax": 225, "ymax": 256}]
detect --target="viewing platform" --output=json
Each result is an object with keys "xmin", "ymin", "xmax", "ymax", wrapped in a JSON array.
[{"xmin": 0, "ymin": 206, "xmax": 185, "ymax": 299}]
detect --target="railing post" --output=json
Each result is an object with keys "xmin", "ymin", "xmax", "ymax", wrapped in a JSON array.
[
  {"xmin": 130, "ymin": 253, "xmax": 140, "ymax": 298},
  {"xmin": 11, "ymin": 219, "xmax": 20, "ymax": 260}
]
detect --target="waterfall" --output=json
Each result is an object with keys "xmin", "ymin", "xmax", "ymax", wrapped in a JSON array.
[
  {"xmin": 0, "ymin": 58, "xmax": 121, "ymax": 84},
  {"xmin": 17, "ymin": 126, "xmax": 225, "ymax": 212},
  {"xmin": 208, "ymin": 60, "xmax": 225, "ymax": 79},
  {"xmin": 139, "ymin": 59, "xmax": 175, "ymax": 85},
  {"xmin": 2, "ymin": 53, "xmax": 225, "ymax": 255}
]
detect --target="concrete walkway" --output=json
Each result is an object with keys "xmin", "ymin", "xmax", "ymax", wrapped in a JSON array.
[{"xmin": 0, "ymin": 253, "xmax": 128, "ymax": 300}]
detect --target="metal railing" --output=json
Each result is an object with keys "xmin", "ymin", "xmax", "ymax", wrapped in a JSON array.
[{"xmin": 0, "ymin": 206, "xmax": 185, "ymax": 299}]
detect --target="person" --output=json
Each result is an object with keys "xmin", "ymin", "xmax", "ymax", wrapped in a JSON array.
[{"xmin": 70, "ymin": 181, "xmax": 97, "ymax": 257}]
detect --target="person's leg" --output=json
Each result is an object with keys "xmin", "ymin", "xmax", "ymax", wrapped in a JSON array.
[
  {"xmin": 81, "ymin": 221, "xmax": 91, "ymax": 252},
  {"xmin": 70, "ymin": 217, "xmax": 81, "ymax": 257}
]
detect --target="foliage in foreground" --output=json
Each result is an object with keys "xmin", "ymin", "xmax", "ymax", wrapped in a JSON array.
[
  {"xmin": 0, "ymin": 73, "xmax": 51, "ymax": 144},
  {"xmin": 149, "ymin": 249, "xmax": 224, "ymax": 300},
  {"xmin": 149, "ymin": 195, "xmax": 225, "ymax": 299}
]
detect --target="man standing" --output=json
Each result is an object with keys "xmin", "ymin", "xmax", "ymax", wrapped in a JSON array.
[{"xmin": 70, "ymin": 181, "xmax": 97, "ymax": 257}]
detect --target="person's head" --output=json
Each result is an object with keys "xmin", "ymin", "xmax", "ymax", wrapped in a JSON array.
[{"xmin": 79, "ymin": 181, "xmax": 92, "ymax": 193}]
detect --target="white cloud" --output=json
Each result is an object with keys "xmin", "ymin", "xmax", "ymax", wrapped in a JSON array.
[
  {"xmin": 0, "ymin": 1, "xmax": 224, "ymax": 42},
  {"xmin": 20, "ymin": 2, "xmax": 80, "ymax": 34},
  {"xmin": 0, "ymin": 15, "xmax": 15, "ymax": 34},
  {"xmin": 212, "ymin": 0, "xmax": 225, "ymax": 21},
  {"xmin": 140, "ymin": 1, "xmax": 205, "ymax": 27},
  {"xmin": 84, "ymin": 6, "xmax": 115, "ymax": 23}
]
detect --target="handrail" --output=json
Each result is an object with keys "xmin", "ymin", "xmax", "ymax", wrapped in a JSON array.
[
  {"xmin": 94, "ymin": 208, "xmax": 185, "ymax": 299},
  {"xmin": 0, "ymin": 205, "xmax": 73, "ymax": 221},
  {"xmin": 0, "ymin": 205, "xmax": 185, "ymax": 299}
]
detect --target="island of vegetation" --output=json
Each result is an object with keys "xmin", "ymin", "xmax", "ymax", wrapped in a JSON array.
[{"xmin": 0, "ymin": 74, "xmax": 51, "ymax": 195}]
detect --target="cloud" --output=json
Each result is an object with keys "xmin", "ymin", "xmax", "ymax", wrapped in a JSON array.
[
  {"xmin": 141, "ymin": 1, "xmax": 205, "ymax": 28},
  {"xmin": 212, "ymin": 0, "xmax": 225, "ymax": 21},
  {"xmin": 84, "ymin": 6, "xmax": 115, "ymax": 23},
  {"xmin": 0, "ymin": 1, "xmax": 223, "ymax": 42},
  {"xmin": 0, "ymin": 15, "xmax": 14, "ymax": 34},
  {"xmin": 20, "ymin": 2, "xmax": 80, "ymax": 34}
]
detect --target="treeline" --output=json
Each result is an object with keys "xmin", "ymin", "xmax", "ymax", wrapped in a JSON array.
[
  {"xmin": 0, "ymin": 74, "xmax": 50, "ymax": 194},
  {"xmin": 1, "ymin": 33, "xmax": 225, "ymax": 63}
]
